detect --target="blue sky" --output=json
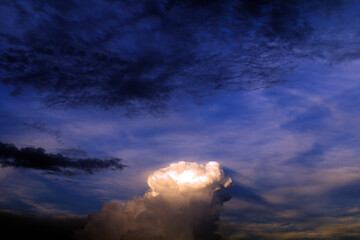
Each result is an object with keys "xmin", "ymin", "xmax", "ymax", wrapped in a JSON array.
[
  {"xmin": 2, "ymin": 58, "xmax": 360, "ymax": 237},
  {"xmin": 2, "ymin": 1, "xmax": 360, "ymax": 239}
]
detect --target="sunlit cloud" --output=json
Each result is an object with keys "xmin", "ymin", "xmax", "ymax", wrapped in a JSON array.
[{"xmin": 77, "ymin": 161, "xmax": 231, "ymax": 240}]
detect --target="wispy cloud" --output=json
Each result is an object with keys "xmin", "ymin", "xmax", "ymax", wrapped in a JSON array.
[{"xmin": 22, "ymin": 120, "xmax": 62, "ymax": 142}]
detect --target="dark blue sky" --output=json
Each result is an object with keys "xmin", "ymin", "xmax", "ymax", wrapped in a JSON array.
[{"xmin": 1, "ymin": 1, "xmax": 360, "ymax": 239}]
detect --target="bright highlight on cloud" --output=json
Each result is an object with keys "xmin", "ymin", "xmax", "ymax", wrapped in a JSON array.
[
  {"xmin": 148, "ymin": 161, "xmax": 232, "ymax": 196},
  {"xmin": 77, "ymin": 161, "xmax": 232, "ymax": 240}
]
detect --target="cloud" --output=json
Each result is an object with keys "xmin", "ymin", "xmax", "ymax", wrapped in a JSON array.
[
  {"xmin": 0, "ymin": 209, "xmax": 87, "ymax": 240},
  {"xmin": 226, "ymin": 182, "xmax": 268, "ymax": 206},
  {"xmin": 0, "ymin": 141, "xmax": 125, "ymax": 176},
  {"xmin": 22, "ymin": 120, "xmax": 62, "ymax": 142},
  {"xmin": 0, "ymin": 0, "xmax": 328, "ymax": 114},
  {"xmin": 74, "ymin": 162, "xmax": 360, "ymax": 240},
  {"xmin": 281, "ymin": 105, "xmax": 332, "ymax": 132},
  {"xmin": 217, "ymin": 214, "xmax": 360, "ymax": 240},
  {"xmin": 286, "ymin": 143, "xmax": 327, "ymax": 167},
  {"xmin": 57, "ymin": 147, "xmax": 88, "ymax": 158},
  {"xmin": 76, "ymin": 161, "xmax": 231, "ymax": 240}
]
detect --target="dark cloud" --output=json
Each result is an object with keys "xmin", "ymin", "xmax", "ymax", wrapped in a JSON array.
[
  {"xmin": 219, "ymin": 194, "xmax": 360, "ymax": 239},
  {"xmin": 218, "ymin": 213, "xmax": 360, "ymax": 240},
  {"xmin": 22, "ymin": 120, "xmax": 62, "ymax": 142},
  {"xmin": 0, "ymin": 0, "xmax": 330, "ymax": 114},
  {"xmin": 57, "ymin": 147, "xmax": 88, "ymax": 158},
  {"xmin": 287, "ymin": 143, "xmax": 327, "ymax": 167},
  {"xmin": 0, "ymin": 210, "xmax": 87, "ymax": 240},
  {"xmin": 0, "ymin": 141, "xmax": 125, "ymax": 175},
  {"xmin": 228, "ymin": 182, "xmax": 268, "ymax": 205},
  {"xmin": 327, "ymin": 180, "xmax": 360, "ymax": 207}
]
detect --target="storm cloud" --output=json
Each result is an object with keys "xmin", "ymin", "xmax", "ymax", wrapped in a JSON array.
[
  {"xmin": 0, "ymin": 141, "xmax": 125, "ymax": 175},
  {"xmin": 0, "ymin": 0, "xmax": 350, "ymax": 113},
  {"xmin": 77, "ymin": 161, "xmax": 231, "ymax": 240}
]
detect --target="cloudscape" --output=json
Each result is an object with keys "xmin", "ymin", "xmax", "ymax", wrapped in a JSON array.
[{"xmin": 1, "ymin": 0, "xmax": 360, "ymax": 239}]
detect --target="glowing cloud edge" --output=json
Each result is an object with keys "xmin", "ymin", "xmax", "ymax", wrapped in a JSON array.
[{"xmin": 147, "ymin": 161, "xmax": 232, "ymax": 196}]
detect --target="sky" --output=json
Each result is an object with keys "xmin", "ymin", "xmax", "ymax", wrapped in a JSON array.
[{"xmin": 1, "ymin": 0, "xmax": 360, "ymax": 239}]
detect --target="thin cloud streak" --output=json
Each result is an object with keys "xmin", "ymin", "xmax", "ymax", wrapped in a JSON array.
[{"xmin": 0, "ymin": 141, "xmax": 125, "ymax": 176}]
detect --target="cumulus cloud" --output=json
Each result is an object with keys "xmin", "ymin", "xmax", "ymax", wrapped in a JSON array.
[
  {"xmin": 0, "ymin": 141, "xmax": 125, "ymax": 176},
  {"xmin": 77, "ymin": 161, "xmax": 232, "ymax": 240}
]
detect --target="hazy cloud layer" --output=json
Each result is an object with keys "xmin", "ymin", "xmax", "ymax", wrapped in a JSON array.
[{"xmin": 0, "ymin": 141, "xmax": 125, "ymax": 175}]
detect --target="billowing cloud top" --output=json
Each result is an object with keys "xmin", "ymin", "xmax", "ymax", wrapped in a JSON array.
[
  {"xmin": 78, "ymin": 161, "xmax": 232, "ymax": 240},
  {"xmin": 148, "ymin": 161, "xmax": 232, "ymax": 196}
]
